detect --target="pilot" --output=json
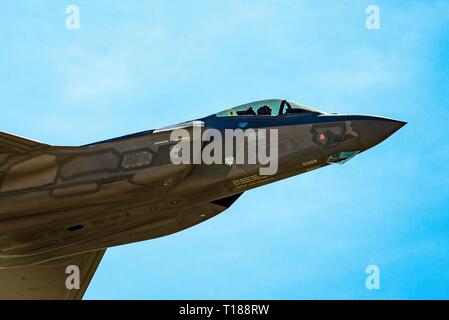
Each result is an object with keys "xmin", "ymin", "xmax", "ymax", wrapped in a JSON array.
[{"xmin": 257, "ymin": 105, "xmax": 272, "ymax": 116}]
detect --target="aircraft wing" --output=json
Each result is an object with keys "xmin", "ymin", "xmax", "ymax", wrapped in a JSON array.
[
  {"xmin": 0, "ymin": 249, "xmax": 105, "ymax": 300},
  {"xmin": 0, "ymin": 131, "xmax": 47, "ymax": 155}
]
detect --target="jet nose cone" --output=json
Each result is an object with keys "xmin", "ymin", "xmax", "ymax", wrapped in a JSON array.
[{"xmin": 354, "ymin": 116, "xmax": 406, "ymax": 149}]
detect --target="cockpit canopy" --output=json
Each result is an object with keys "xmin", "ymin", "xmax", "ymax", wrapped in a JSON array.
[{"xmin": 214, "ymin": 99, "xmax": 324, "ymax": 118}]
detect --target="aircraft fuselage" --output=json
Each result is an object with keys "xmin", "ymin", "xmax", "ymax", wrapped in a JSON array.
[{"xmin": 0, "ymin": 99, "xmax": 405, "ymax": 267}]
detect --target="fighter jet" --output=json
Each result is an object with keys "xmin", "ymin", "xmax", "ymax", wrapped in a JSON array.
[{"xmin": 0, "ymin": 99, "xmax": 405, "ymax": 299}]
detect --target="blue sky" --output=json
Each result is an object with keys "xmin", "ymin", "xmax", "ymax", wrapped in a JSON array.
[{"xmin": 1, "ymin": 0, "xmax": 448, "ymax": 299}]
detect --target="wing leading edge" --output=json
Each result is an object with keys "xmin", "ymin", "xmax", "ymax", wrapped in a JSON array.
[{"xmin": 0, "ymin": 131, "xmax": 47, "ymax": 155}]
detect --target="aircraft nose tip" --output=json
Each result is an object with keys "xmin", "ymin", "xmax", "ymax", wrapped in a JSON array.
[{"xmin": 355, "ymin": 117, "xmax": 406, "ymax": 149}]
